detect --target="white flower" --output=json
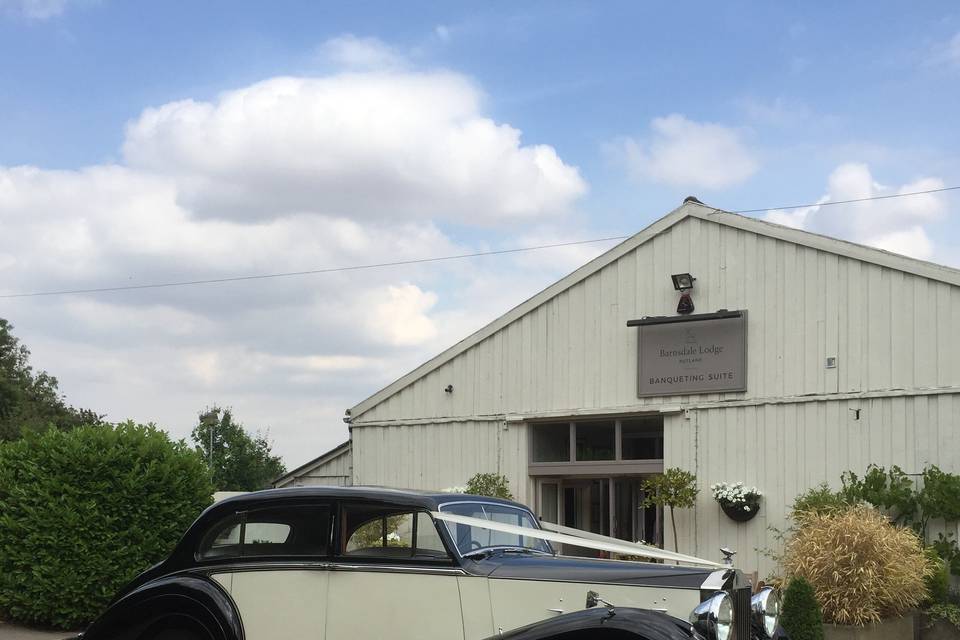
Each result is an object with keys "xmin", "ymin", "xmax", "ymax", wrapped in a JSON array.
[{"xmin": 743, "ymin": 505, "xmax": 751, "ymax": 512}]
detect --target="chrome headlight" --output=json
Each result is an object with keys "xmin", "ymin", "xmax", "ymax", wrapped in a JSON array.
[
  {"xmin": 751, "ymin": 586, "xmax": 781, "ymax": 638},
  {"xmin": 689, "ymin": 591, "xmax": 734, "ymax": 640}
]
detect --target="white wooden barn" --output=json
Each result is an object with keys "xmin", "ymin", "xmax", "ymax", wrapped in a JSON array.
[{"xmin": 315, "ymin": 199, "xmax": 960, "ymax": 574}]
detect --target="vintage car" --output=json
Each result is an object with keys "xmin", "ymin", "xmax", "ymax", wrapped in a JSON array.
[{"xmin": 71, "ymin": 487, "xmax": 781, "ymax": 640}]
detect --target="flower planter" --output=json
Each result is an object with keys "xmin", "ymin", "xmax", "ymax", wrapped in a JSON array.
[
  {"xmin": 720, "ymin": 501, "xmax": 759, "ymax": 522},
  {"xmin": 823, "ymin": 614, "xmax": 916, "ymax": 640}
]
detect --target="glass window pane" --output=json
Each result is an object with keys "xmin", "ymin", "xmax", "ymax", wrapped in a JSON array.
[
  {"xmin": 415, "ymin": 512, "xmax": 447, "ymax": 557},
  {"xmin": 197, "ymin": 506, "xmax": 329, "ymax": 560},
  {"xmin": 346, "ymin": 513, "xmax": 413, "ymax": 552},
  {"xmin": 621, "ymin": 417, "xmax": 664, "ymax": 460},
  {"xmin": 575, "ymin": 420, "xmax": 615, "ymax": 461},
  {"xmin": 540, "ymin": 483, "xmax": 559, "ymax": 524},
  {"xmin": 532, "ymin": 423, "xmax": 570, "ymax": 462}
]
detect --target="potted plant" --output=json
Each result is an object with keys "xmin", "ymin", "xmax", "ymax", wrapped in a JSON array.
[{"xmin": 711, "ymin": 481, "xmax": 762, "ymax": 522}]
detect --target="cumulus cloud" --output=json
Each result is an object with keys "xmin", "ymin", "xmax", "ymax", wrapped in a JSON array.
[
  {"xmin": 319, "ymin": 34, "xmax": 406, "ymax": 70},
  {"xmin": 0, "ymin": 0, "xmax": 70, "ymax": 19},
  {"xmin": 765, "ymin": 163, "xmax": 947, "ymax": 260},
  {"xmin": 122, "ymin": 73, "xmax": 586, "ymax": 224},
  {"xmin": 612, "ymin": 114, "xmax": 758, "ymax": 189},
  {"xmin": 0, "ymin": 57, "xmax": 591, "ymax": 466}
]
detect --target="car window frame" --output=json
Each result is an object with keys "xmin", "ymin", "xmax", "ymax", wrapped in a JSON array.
[
  {"xmin": 194, "ymin": 503, "xmax": 334, "ymax": 563},
  {"xmin": 437, "ymin": 499, "xmax": 554, "ymax": 558},
  {"xmin": 333, "ymin": 501, "xmax": 457, "ymax": 567}
]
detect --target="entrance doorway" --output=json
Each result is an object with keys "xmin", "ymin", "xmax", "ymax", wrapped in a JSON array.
[{"xmin": 536, "ymin": 477, "xmax": 662, "ymax": 556}]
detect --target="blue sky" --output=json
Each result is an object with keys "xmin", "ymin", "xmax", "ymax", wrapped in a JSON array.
[{"xmin": 1, "ymin": 0, "xmax": 959, "ymax": 466}]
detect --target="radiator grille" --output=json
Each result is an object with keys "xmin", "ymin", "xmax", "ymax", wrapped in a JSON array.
[{"xmin": 734, "ymin": 586, "xmax": 752, "ymax": 640}]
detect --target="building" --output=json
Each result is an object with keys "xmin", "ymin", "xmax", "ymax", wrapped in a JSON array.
[
  {"xmin": 273, "ymin": 440, "xmax": 352, "ymax": 488},
  {"xmin": 332, "ymin": 199, "xmax": 959, "ymax": 574}
]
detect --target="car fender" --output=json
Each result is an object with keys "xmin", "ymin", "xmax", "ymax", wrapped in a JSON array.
[
  {"xmin": 486, "ymin": 607, "xmax": 703, "ymax": 640},
  {"xmin": 79, "ymin": 574, "xmax": 243, "ymax": 640}
]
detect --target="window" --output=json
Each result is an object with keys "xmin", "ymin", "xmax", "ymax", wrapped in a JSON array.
[
  {"xmin": 197, "ymin": 506, "xmax": 330, "ymax": 560},
  {"xmin": 341, "ymin": 505, "xmax": 450, "ymax": 561},
  {"xmin": 529, "ymin": 416, "xmax": 665, "ymax": 468},
  {"xmin": 575, "ymin": 420, "xmax": 615, "ymax": 461},
  {"xmin": 439, "ymin": 502, "xmax": 552, "ymax": 556},
  {"xmin": 531, "ymin": 422, "xmax": 570, "ymax": 462},
  {"xmin": 621, "ymin": 417, "xmax": 664, "ymax": 460}
]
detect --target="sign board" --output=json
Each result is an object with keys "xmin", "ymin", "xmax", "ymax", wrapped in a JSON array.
[{"xmin": 632, "ymin": 311, "xmax": 747, "ymax": 397}]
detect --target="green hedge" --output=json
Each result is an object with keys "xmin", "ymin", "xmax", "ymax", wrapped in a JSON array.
[{"xmin": 0, "ymin": 422, "xmax": 213, "ymax": 629}]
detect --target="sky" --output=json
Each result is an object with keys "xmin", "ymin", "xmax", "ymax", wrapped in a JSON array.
[{"xmin": 1, "ymin": 1, "xmax": 959, "ymax": 470}]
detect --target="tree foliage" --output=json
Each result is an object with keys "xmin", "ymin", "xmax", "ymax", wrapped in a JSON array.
[
  {"xmin": 0, "ymin": 422, "xmax": 213, "ymax": 629},
  {"xmin": 0, "ymin": 318, "xmax": 103, "ymax": 441},
  {"xmin": 641, "ymin": 467, "xmax": 698, "ymax": 553},
  {"xmin": 464, "ymin": 472, "xmax": 514, "ymax": 500},
  {"xmin": 780, "ymin": 577, "xmax": 825, "ymax": 640},
  {"xmin": 191, "ymin": 406, "xmax": 286, "ymax": 491}
]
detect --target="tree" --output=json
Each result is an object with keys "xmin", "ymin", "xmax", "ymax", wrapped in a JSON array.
[
  {"xmin": 191, "ymin": 406, "xmax": 286, "ymax": 491},
  {"xmin": 0, "ymin": 318, "xmax": 102, "ymax": 441},
  {"xmin": 465, "ymin": 472, "xmax": 513, "ymax": 499},
  {"xmin": 641, "ymin": 467, "xmax": 698, "ymax": 554}
]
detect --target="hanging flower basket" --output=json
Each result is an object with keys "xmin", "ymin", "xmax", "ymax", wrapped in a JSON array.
[
  {"xmin": 711, "ymin": 482, "xmax": 762, "ymax": 523},
  {"xmin": 720, "ymin": 500, "xmax": 760, "ymax": 522}
]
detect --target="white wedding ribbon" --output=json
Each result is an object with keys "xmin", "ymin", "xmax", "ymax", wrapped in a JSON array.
[{"xmin": 431, "ymin": 511, "xmax": 725, "ymax": 568}]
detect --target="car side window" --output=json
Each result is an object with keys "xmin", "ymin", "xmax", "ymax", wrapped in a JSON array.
[
  {"xmin": 340, "ymin": 505, "xmax": 450, "ymax": 561},
  {"xmin": 197, "ymin": 505, "xmax": 330, "ymax": 560}
]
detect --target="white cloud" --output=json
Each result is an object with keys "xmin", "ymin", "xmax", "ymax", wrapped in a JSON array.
[
  {"xmin": 435, "ymin": 25, "xmax": 452, "ymax": 42},
  {"xmin": 0, "ymin": 59, "xmax": 591, "ymax": 468},
  {"xmin": 612, "ymin": 114, "xmax": 758, "ymax": 189},
  {"xmin": 0, "ymin": 0, "xmax": 69, "ymax": 19},
  {"xmin": 765, "ymin": 163, "xmax": 947, "ymax": 260},
  {"xmin": 927, "ymin": 32, "xmax": 960, "ymax": 68},
  {"xmin": 362, "ymin": 284, "xmax": 439, "ymax": 347},
  {"xmin": 319, "ymin": 34, "xmax": 406, "ymax": 70},
  {"xmin": 123, "ymin": 72, "xmax": 586, "ymax": 224}
]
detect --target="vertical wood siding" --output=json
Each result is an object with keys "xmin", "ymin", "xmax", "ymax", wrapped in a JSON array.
[
  {"xmin": 352, "ymin": 420, "xmax": 533, "ymax": 505},
  {"xmin": 355, "ymin": 217, "xmax": 960, "ymax": 424},
  {"xmin": 347, "ymin": 214, "xmax": 960, "ymax": 576},
  {"xmin": 276, "ymin": 447, "xmax": 353, "ymax": 487},
  {"xmin": 667, "ymin": 395, "xmax": 960, "ymax": 575}
]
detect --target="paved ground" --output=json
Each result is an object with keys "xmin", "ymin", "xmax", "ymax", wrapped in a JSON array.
[{"xmin": 0, "ymin": 621, "xmax": 77, "ymax": 639}]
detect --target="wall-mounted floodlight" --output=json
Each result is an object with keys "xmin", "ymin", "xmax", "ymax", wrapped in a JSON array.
[
  {"xmin": 671, "ymin": 273, "xmax": 696, "ymax": 291},
  {"xmin": 671, "ymin": 273, "xmax": 696, "ymax": 314}
]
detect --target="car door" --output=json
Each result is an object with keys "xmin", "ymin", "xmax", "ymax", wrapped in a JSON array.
[
  {"xmin": 324, "ymin": 504, "xmax": 465, "ymax": 640},
  {"xmin": 199, "ymin": 504, "xmax": 332, "ymax": 640}
]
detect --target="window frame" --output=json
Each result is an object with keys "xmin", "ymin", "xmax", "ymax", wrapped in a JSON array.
[
  {"xmin": 194, "ymin": 503, "xmax": 333, "ymax": 563},
  {"xmin": 528, "ymin": 415, "xmax": 664, "ymax": 477},
  {"xmin": 334, "ymin": 502, "xmax": 456, "ymax": 566}
]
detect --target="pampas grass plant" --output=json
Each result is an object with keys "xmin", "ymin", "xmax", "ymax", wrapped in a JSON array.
[{"xmin": 781, "ymin": 505, "xmax": 934, "ymax": 626}]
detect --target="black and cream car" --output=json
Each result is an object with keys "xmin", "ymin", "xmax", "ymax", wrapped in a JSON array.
[{"xmin": 73, "ymin": 487, "xmax": 781, "ymax": 640}]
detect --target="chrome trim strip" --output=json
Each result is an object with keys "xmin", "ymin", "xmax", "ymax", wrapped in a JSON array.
[
  {"xmin": 488, "ymin": 575, "xmax": 708, "ymax": 591},
  {"xmin": 197, "ymin": 562, "xmax": 466, "ymax": 576}
]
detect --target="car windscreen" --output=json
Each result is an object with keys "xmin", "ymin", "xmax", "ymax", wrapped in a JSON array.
[{"xmin": 439, "ymin": 503, "xmax": 552, "ymax": 556}]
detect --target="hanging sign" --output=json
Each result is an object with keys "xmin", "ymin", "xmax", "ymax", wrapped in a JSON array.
[{"xmin": 627, "ymin": 310, "xmax": 747, "ymax": 397}]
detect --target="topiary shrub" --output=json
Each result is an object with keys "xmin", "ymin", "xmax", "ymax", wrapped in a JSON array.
[
  {"xmin": 0, "ymin": 422, "xmax": 213, "ymax": 629},
  {"xmin": 781, "ymin": 504, "xmax": 935, "ymax": 626},
  {"xmin": 465, "ymin": 472, "xmax": 513, "ymax": 499},
  {"xmin": 780, "ymin": 577, "xmax": 825, "ymax": 640}
]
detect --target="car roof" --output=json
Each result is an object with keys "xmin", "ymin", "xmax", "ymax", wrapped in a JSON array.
[{"xmin": 209, "ymin": 485, "xmax": 526, "ymax": 513}]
